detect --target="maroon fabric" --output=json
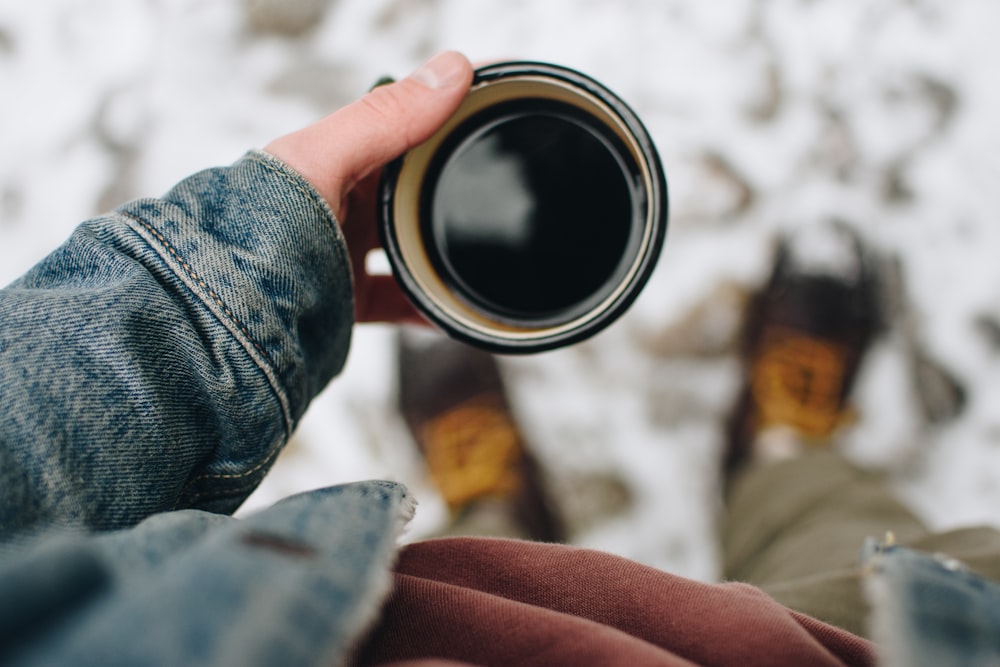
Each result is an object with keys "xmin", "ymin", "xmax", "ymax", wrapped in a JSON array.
[{"xmin": 355, "ymin": 537, "xmax": 875, "ymax": 667}]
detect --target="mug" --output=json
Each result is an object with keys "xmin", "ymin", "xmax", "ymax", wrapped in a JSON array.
[{"xmin": 379, "ymin": 61, "xmax": 668, "ymax": 353}]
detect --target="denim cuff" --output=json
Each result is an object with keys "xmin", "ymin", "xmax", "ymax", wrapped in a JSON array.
[
  {"xmin": 0, "ymin": 150, "xmax": 355, "ymax": 534},
  {"xmin": 863, "ymin": 537, "xmax": 1000, "ymax": 666},
  {"xmin": 119, "ymin": 150, "xmax": 354, "ymax": 434}
]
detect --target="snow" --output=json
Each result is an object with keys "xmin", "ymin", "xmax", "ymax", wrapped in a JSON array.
[{"xmin": 2, "ymin": 0, "xmax": 999, "ymax": 581}]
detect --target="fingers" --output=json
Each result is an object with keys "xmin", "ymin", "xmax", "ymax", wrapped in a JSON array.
[
  {"xmin": 357, "ymin": 276, "xmax": 429, "ymax": 325},
  {"xmin": 266, "ymin": 51, "xmax": 473, "ymax": 214},
  {"xmin": 341, "ymin": 169, "xmax": 427, "ymax": 325},
  {"xmin": 263, "ymin": 51, "xmax": 473, "ymax": 328},
  {"xmin": 329, "ymin": 50, "xmax": 472, "ymax": 189}
]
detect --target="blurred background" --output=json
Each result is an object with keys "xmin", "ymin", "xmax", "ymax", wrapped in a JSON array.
[{"xmin": 1, "ymin": 0, "xmax": 998, "ymax": 581}]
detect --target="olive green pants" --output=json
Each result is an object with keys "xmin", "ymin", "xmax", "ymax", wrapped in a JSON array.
[{"xmin": 722, "ymin": 450, "xmax": 1000, "ymax": 637}]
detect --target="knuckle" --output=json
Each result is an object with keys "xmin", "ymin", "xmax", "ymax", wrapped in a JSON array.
[{"xmin": 360, "ymin": 86, "xmax": 411, "ymax": 130}]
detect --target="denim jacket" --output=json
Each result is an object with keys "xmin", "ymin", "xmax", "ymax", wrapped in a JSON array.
[{"xmin": 0, "ymin": 151, "xmax": 413, "ymax": 665}]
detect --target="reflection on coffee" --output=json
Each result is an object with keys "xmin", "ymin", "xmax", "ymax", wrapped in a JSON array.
[{"xmin": 422, "ymin": 100, "xmax": 640, "ymax": 326}]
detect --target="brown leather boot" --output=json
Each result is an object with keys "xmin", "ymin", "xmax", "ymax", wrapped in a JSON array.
[
  {"xmin": 397, "ymin": 331, "xmax": 565, "ymax": 543},
  {"xmin": 725, "ymin": 223, "xmax": 884, "ymax": 477}
]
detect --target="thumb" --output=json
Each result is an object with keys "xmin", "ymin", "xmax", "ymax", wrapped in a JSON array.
[{"xmin": 266, "ymin": 51, "xmax": 473, "ymax": 211}]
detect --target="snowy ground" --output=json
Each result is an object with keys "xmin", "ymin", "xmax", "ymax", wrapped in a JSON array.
[{"xmin": 2, "ymin": 0, "xmax": 999, "ymax": 581}]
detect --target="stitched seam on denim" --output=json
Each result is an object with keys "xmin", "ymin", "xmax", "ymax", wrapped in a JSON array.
[
  {"xmin": 247, "ymin": 152, "xmax": 337, "ymax": 230},
  {"xmin": 247, "ymin": 151, "xmax": 356, "ymax": 296},
  {"xmin": 180, "ymin": 451, "xmax": 280, "ymax": 503},
  {"xmin": 121, "ymin": 214, "xmax": 294, "ymax": 457},
  {"xmin": 182, "ymin": 479, "xmax": 405, "ymax": 506},
  {"xmin": 172, "ymin": 481, "xmax": 259, "ymax": 509},
  {"xmin": 192, "ymin": 442, "xmax": 282, "ymax": 488}
]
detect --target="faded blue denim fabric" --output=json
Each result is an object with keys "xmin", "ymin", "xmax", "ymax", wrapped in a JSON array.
[
  {"xmin": 0, "ymin": 150, "xmax": 354, "ymax": 535},
  {"xmin": 0, "ymin": 150, "xmax": 418, "ymax": 664},
  {"xmin": 863, "ymin": 539, "xmax": 1000, "ymax": 666},
  {"xmin": 1, "ymin": 481, "xmax": 414, "ymax": 666}
]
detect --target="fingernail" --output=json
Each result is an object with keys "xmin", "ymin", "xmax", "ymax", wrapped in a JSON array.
[{"xmin": 410, "ymin": 51, "xmax": 467, "ymax": 90}]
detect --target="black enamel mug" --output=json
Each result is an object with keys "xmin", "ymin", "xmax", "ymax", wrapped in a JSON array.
[{"xmin": 379, "ymin": 61, "xmax": 668, "ymax": 354}]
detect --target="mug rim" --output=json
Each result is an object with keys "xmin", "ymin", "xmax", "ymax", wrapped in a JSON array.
[{"xmin": 379, "ymin": 61, "xmax": 669, "ymax": 354}]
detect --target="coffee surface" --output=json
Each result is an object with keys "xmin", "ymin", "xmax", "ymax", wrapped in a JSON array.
[{"xmin": 424, "ymin": 101, "xmax": 638, "ymax": 324}]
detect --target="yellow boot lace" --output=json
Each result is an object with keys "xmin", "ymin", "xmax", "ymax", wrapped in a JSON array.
[
  {"xmin": 750, "ymin": 328, "xmax": 855, "ymax": 441},
  {"xmin": 420, "ymin": 398, "xmax": 524, "ymax": 510}
]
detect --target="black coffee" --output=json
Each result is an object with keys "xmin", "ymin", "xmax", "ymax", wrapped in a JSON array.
[{"xmin": 422, "ymin": 100, "xmax": 641, "ymax": 325}]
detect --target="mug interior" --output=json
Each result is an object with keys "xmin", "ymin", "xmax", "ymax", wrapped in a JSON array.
[{"xmin": 381, "ymin": 63, "xmax": 666, "ymax": 352}]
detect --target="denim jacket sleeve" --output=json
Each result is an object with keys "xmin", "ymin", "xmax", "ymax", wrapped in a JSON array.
[{"xmin": 0, "ymin": 150, "xmax": 355, "ymax": 538}]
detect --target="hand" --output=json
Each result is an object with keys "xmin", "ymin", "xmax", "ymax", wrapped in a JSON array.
[{"xmin": 265, "ymin": 51, "xmax": 473, "ymax": 324}]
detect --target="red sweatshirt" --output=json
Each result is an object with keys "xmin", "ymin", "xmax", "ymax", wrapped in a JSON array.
[{"xmin": 355, "ymin": 537, "xmax": 874, "ymax": 666}]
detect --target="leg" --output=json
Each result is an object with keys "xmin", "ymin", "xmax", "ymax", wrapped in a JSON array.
[
  {"xmin": 719, "ymin": 225, "xmax": 1000, "ymax": 636},
  {"xmin": 722, "ymin": 450, "xmax": 924, "ymax": 636},
  {"xmin": 723, "ymin": 451, "xmax": 927, "ymax": 585},
  {"xmin": 723, "ymin": 450, "xmax": 1000, "ymax": 637}
]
